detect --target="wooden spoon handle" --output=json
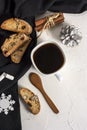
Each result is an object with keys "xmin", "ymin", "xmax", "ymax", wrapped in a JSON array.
[{"xmin": 41, "ymin": 88, "xmax": 59, "ymax": 113}]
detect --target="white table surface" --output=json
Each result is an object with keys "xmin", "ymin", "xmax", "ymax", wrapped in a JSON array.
[{"xmin": 18, "ymin": 11, "xmax": 87, "ymax": 130}]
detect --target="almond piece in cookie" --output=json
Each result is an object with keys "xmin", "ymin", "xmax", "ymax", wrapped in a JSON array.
[
  {"xmin": 19, "ymin": 87, "xmax": 40, "ymax": 114},
  {"xmin": 1, "ymin": 33, "xmax": 29, "ymax": 57},
  {"xmin": 1, "ymin": 18, "xmax": 32, "ymax": 35},
  {"xmin": 11, "ymin": 37, "xmax": 32, "ymax": 63}
]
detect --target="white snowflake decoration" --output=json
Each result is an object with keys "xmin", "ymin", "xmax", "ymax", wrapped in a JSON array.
[{"xmin": 0, "ymin": 93, "xmax": 15, "ymax": 115}]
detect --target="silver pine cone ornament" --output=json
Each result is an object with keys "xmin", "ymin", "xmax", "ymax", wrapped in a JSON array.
[{"xmin": 60, "ymin": 25, "xmax": 82, "ymax": 47}]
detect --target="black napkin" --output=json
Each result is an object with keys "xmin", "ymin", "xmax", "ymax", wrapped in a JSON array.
[
  {"xmin": 0, "ymin": 15, "xmax": 36, "ymax": 130},
  {"xmin": 0, "ymin": 14, "xmax": 36, "ymax": 92},
  {"xmin": 0, "ymin": 83, "xmax": 21, "ymax": 130},
  {"xmin": 0, "ymin": 0, "xmax": 37, "ymax": 130},
  {"xmin": 13, "ymin": 0, "xmax": 87, "ymax": 17},
  {"xmin": 0, "ymin": 2, "xmax": 36, "ymax": 129}
]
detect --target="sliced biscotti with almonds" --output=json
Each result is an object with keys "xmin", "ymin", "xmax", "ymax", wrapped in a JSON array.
[
  {"xmin": 19, "ymin": 87, "xmax": 40, "ymax": 114},
  {"xmin": 11, "ymin": 37, "xmax": 32, "ymax": 63},
  {"xmin": 1, "ymin": 33, "xmax": 30, "ymax": 57},
  {"xmin": 1, "ymin": 18, "xmax": 32, "ymax": 35}
]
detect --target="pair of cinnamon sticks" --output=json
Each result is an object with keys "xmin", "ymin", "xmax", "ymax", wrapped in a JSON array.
[{"xmin": 35, "ymin": 13, "xmax": 64, "ymax": 32}]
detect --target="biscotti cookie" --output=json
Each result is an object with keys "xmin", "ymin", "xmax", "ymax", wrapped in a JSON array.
[
  {"xmin": 19, "ymin": 87, "xmax": 40, "ymax": 114},
  {"xmin": 1, "ymin": 33, "xmax": 30, "ymax": 57},
  {"xmin": 1, "ymin": 18, "xmax": 32, "ymax": 35},
  {"xmin": 11, "ymin": 37, "xmax": 32, "ymax": 63}
]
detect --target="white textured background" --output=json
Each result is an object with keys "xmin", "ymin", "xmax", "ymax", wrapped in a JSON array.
[{"xmin": 18, "ymin": 11, "xmax": 87, "ymax": 130}]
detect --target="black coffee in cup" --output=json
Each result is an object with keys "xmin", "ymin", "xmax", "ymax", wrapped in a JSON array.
[{"xmin": 33, "ymin": 43, "xmax": 65, "ymax": 74}]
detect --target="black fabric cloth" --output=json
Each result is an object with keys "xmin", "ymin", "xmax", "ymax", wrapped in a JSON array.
[
  {"xmin": 0, "ymin": 15, "xmax": 36, "ymax": 130},
  {"xmin": 0, "ymin": 83, "xmax": 21, "ymax": 130},
  {"xmin": 0, "ymin": 9, "xmax": 36, "ymax": 130},
  {"xmin": 0, "ymin": 0, "xmax": 87, "ymax": 130},
  {"xmin": 0, "ymin": 0, "xmax": 87, "ymax": 17},
  {"xmin": 0, "ymin": 15, "xmax": 36, "ymax": 93},
  {"xmin": 13, "ymin": 0, "xmax": 87, "ymax": 17}
]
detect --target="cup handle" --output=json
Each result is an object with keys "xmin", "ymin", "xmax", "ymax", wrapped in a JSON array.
[{"xmin": 55, "ymin": 72, "xmax": 63, "ymax": 81}]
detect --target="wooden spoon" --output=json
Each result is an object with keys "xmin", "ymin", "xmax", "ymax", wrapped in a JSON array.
[{"xmin": 29, "ymin": 72, "xmax": 59, "ymax": 114}]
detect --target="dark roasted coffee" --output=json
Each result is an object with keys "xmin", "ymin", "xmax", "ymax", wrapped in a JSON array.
[{"xmin": 33, "ymin": 43, "xmax": 65, "ymax": 74}]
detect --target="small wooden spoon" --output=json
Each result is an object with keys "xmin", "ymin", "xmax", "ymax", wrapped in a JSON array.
[{"xmin": 29, "ymin": 72, "xmax": 59, "ymax": 114}]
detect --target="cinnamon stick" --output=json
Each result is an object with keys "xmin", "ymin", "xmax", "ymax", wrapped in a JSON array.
[{"xmin": 35, "ymin": 13, "xmax": 64, "ymax": 32}]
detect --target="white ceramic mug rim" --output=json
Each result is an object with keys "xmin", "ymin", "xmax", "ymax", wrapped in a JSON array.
[{"xmin": 31, "ymin": 41, "xmax": 66, "ymax": 76}]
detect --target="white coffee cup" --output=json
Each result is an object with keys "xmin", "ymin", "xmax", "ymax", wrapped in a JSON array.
[{"xmin": 31, "ymin": 41, "xmax": 66, "ymax": 80}]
